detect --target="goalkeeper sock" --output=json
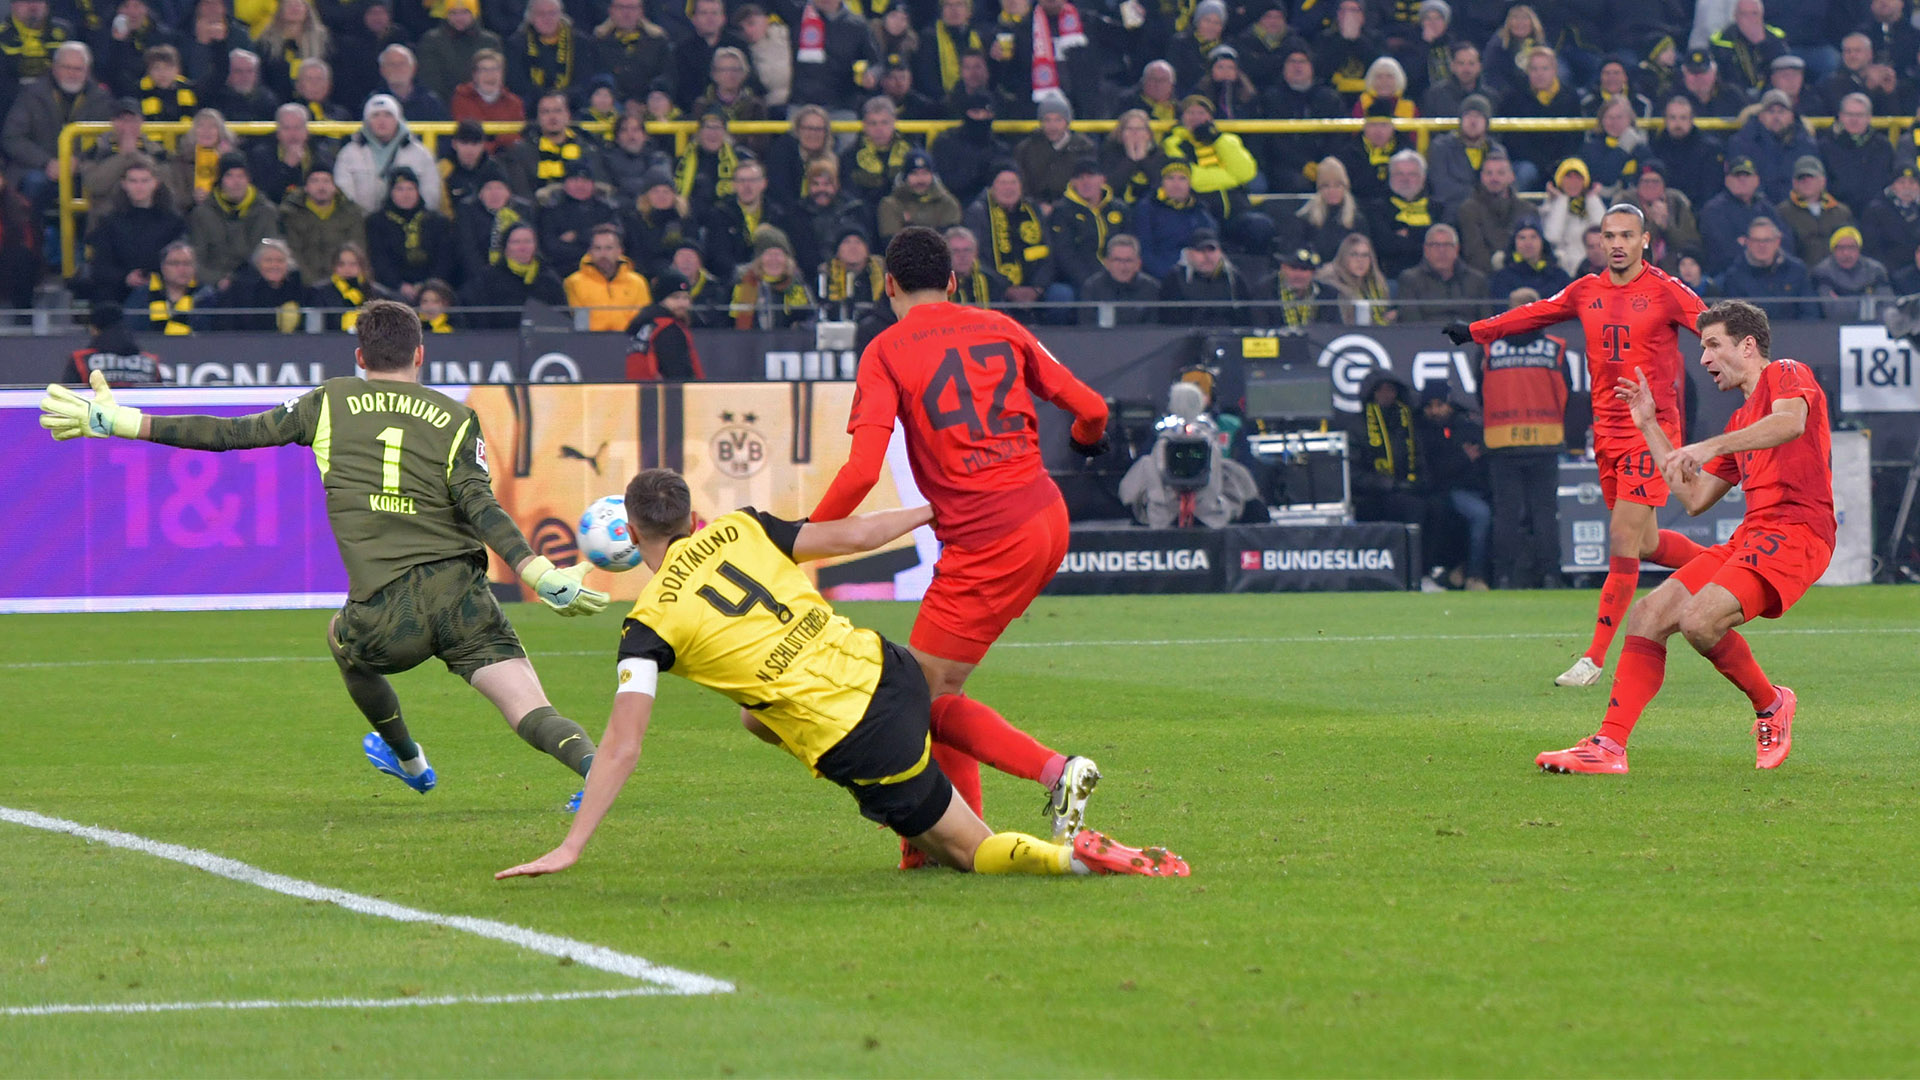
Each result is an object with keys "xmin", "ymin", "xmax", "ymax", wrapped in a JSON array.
[
  {"xmin": 1701, "ymin": 632, "xmax": 1777, "ymax": 713},
  {"xmin": 1648, "ymin": 530, "xmax": 1707, "ymax": 569},
  {"xmin": 338, "ymin": 664, "xmax": 419, "ymax": 764},
  {"xmin": 1597, "ymin": 635, "xmax": 1667, "ymax": 748},
  {"xmin": 932, "ymin": 742, "xmax": 983, "ymax": 816},
  {"xmin": 970, "ymin": 832, "xmax": 1075, "ymax": 875},
  {"xmin": 929, "ymin": 695, "xmax": 1058, "ymax": 785},
  {"xmin": 1584, "ymin": 557, "xmax": 1640, "ymax": 663},
  {"xmin": 515, "ymin": 706, "xmax": 596, "ymax": 777}
]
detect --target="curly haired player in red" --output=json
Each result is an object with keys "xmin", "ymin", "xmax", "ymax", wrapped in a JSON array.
[
  {"xmin": 1536, "ymin": 300, "xmax": 1832, "ymax": 774},
  {"xmin": 807, "ymin": 225, "xmax": 1111, "ymax": 864},
  {"xmin": 1446, "ymin": 203, "xmax": 1711, "ymax": 688}
]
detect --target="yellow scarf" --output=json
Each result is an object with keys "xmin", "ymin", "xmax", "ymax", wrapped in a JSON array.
[
  {"xmin": 332, "ymin": 275, "xmax": 365, "ymax": 329},
  {"xmin": 935, "ymin": 22, "xmax": 982, "ymax": 92},
  {"xmin": 1276, "ymin": 280, "xmax": 1320, "ymax": 328},
  {"xmin": 306, "ymin": 196, "xmax": 335, "ymax": 220},
  {"xmin": 138, "ymin": 74, "xmax": 195, "ymax": 117},
  {"xmin": 537, "ymin": 133, "xmax": 584, "ymax": 181},
  {"xmin": 986, "ymin": 200, "xmax": 1045, "ymax": 285},
  {"xmin": 147, "ymin": 275, "xmax": 194, "ymax": 335},
  {"xmin": 487, "ymin": 204, "xmax": 523, "ymax": 263},
  {"xmin": 825, "ymin": 256, "xmax": 884, "ymax": 302},
  {"xmin": 386, "ymin": 206, "xmax": 427, "ymax": 266},
  {"xmin": 675, "ymin": 141, "xmax": 738, "ymax": 201},
  {"xmin": 421, "ymin": 312, "xmax": 453, "ymax": 332},
  {"xmin": 1066, "ymin": 184, "xmax": 1120, "ymax": 256},
  {"xmin": 949, "ymin": 267, "xmax": 993, "ymax": 306},
  {"xmin": 854, "ymin": 136, "xmax": 910, "ymax": 182},
  {"xmin": 194, "ymin": 146, "xmax": 220, "ymax": 196},
  {"xmin": 505, "ymin": 256, "xmax": 541, "ymax": 284},
  {"xmin": 1535, "ymin": 78, "xmax": 1562, "ymax": 106},
  {"xmin": 212, "ymin": 185, "xmax": 257, "ymax": 218},
  {"xmin": 1390, "ymin": 194, "xmax": 1430, "ymax": 228},
  {"xmin": 528, "ymin": 28, "xmax": 575, "ymax": 88}
]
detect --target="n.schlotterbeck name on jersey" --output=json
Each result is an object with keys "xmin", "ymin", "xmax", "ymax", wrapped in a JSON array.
[{"xmin": 1057, "ymin": 548, "xmax": 1213, "ymax": 574}]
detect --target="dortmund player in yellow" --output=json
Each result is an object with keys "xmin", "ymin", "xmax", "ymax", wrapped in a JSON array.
[
  {"xmin": 39, "ymin": 300, "xmax": 610, "ymax": 802},
  {"xmin": 497, "ymin": 469, "xmax": 1189, "ymax": 879}
]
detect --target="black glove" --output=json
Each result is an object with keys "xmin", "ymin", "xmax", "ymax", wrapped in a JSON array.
[
  {"xmin": 1442, "ymin": 320, "xmax": 1474, "ymax": 346},
  {"xmin": 1191, "ymin": 121, "xmax": 1219, "ymax": 144},
  {"xmin": 1070, "ymin": 431, "xmax": 1112, "ymax": 458}
]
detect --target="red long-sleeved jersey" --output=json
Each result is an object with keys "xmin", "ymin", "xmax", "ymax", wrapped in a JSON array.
[{"xmin": 813, "ymin": 302, "xmax": 1108, "ymax": 547}]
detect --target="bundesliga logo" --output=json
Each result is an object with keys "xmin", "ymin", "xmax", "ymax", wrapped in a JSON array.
[{"xmin": 1240, "ymin": 549, "xmax": 1396, "ymax": 571}]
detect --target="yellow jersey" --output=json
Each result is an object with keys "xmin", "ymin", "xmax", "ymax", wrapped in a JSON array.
[{"xmin": 618, "ymin": 509, "xmax": 886, "ymax": 771}]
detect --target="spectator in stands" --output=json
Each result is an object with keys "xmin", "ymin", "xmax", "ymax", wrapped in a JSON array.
[
  {"xmin": 1891, "ymin": 240, "xmax": 1920, "ymax": 295},
  {"xmin": 209, "ymin": 48, "xmax": 278, "ymax": 123},
  {"xmin": 694, "ymin": 46, "xmax": 770, "ymax": 136},
  {"xmin": 80, "ymin": 97, "xmax": 166, "ymax": 227},
  {"xmin": 1765, "ymin": 53, "xmax": 1811, "ymax": 112},
  {"xmin": 247, "ymin": 103, "xmax": 320, "ymax": 204},
  {"xmin": 287, "ymin": 59, "xmax": 351, "ymax": 138},
  {"xmin": 1079, "ymin": 232, "xmax": 1161, "ymax": 325},
  {"xmin": 333, "ymin": 0, "xmax": 409, "ymax": 109},
  {"xmin": 788, "ymin": 161, "xmax": 866, "ymax": 277},
  {"xmin": 1499, "ymin": 46, "xmax": 1582, "ymax": 181},
  {"xmin": 449, "ymin": 50, "xmax": 522, "ymax": 149},
  {"xmin": 564, "ymin": 222, "xmax": 651, "ymax": 331},
  {"xmin": 763, "ymin": 104, "xmax": 833, "ymax": 208},
  {"xmin": 84, "ymin": 159, "xmax": 185, "ymax": 303},
  {"xmin": 1296, "ymin": 155, "xmax": 1369, "ymax": 263},
  {"xmin": 507, "ymin": 90, "xmax": 599, "ymax": 199},
  {"xmin": 1858, "ymin": 0, "xmax": 1919, "ymax": 73},
  {"xmin": 1396, "ymin": 222, "xmax": 1486, "ymax": 322},
  {"xmin": 366, "ymin": 167, "xmax": 453, "ymax": 300},
  {"xmin": 465, "ymin": 220, "xmax": 566, "ymax": 326},
  {"xmin": 965, "ymin": 163, "xmax": 1061, "ymax": 312},
  {"xmin": 207, "ymin": 237, "xmax": 302, "ymax": 332},
  {"xmin": 1728, "ymin": 89, "xmax": 1818, "ymax": 203},
  {"xmin": 538, "ymin": 157, "xmax": 622, "ymax": 272},
  {"xmin": 932, "ymin": 91, "xmax": 1007, "ymax": 209},
  {"xmin": 309, "ymin": 243, "xmax": 387, "ymax": 330},
  {"xmin": 94, "ymin": 0, "xmax": 176, "ymax": 99},
  {"xmin": 840, "ymin": 97, "xmax": 913, "ymax": 214},
  {"xmin": 671, "ymin": 0, "xmax": 742, "ymax": 110},
  {"xmin": 1585, "ymin": 57, "xmax": 1653, "ymax": 118},
  {"xmin": 1266, "ymin": 246, "xmax": 1339, "ymax": 326},
  {"xmin": 1353, "ymin": 56, "xmax": 1419, "ymax": 133},
  {"xmin": 1862, "ymin": 164, "xmax": 1920, "ymax": 271},
  {"xmin": 135, "ymin": 45, "xmax": 195, "ymax": 124},
  {"xmin": 700, "ymin": 157, "xmax": 791, "ymax": 275},
  {"xmin": 1480, "ymin": 4, "xmax": 1548, "ymax": 94},
  {"xmin": 1487, "ymin": 219, "xmax": 1570, "ymax": 297},
  {"xmin": 878, "ymin": 148, "xmax": 963, "ymax": 242},
  {"xmin": 1719, "ymin": 215, "xmax": 1815, "ymax": 316},
  {"xmin": 417, "ymin": 0, "xmax": 498, "ymax": 104},
  {"xmin": 0, "ymin": 0, "xmax": 71, "ymax": 124},
  {"xmin": 417, "ymin": 278, "xmax": 459, "ymax": 332},
  {"xmin": 166, "ymin": 108, "xmax": 240, "ymax": 210},
  {"xmin": 667, "ymin": 241, "xmax": 727, "ymax": 327},
  {"xmin": 1426, "ymin": 94, "xmax": 1500, "ymax": 210},
  {"xmin": 187, "ymin": 152, "xmax": 279, "ymax": 289},
  {"xmin": 1004, "ymin": 0, "xmax": 1113, "ymax": 119},
  {"xmin": 1341, "ymin": 100, "xmax": 1410, "ymax": 203},
  {"xmin": 1167, "ymin": 0, "xmax": 1226, "ymax": 89},
  {"xmin": 1679, "ymin": 47, "xmax": 1750, "ymax": 117},
  {"xmin": 3, "ymin": 41, "xmax": 111, "ymax": 201},
  {"xmin": 944, "ymin": 224, "xmax": 1001, "ymax": 306},
  {"xmin": 1262, "ymin": 42, "xmax": 1345, "ymax": 194},
  {"xmin": 1318, "ymin": 230, "xmax": 1393, "ymax": 324},
  {"xmin": 1016, "ymin": 94, "xmax": 1096, "ymax": 206},
  {"xmin": 1455, "ymin": 149, "xmax": 1522, "ymax": 273},
  {"xmin": 1708, "ymin": 0, "xmax": 1789, "ymax": 94},
  {"xmin": 138, "ymin": 240, "xmax": 199, "ymax": 334},
  {"xmin": 439, "ymin": 122, "xmax": 497, "ymax": 217},
  {"xmin": 279, "ymin": 163, "xmax": 365, "ymax": 285},
  {"xmin": 335, "ymin": 95, "xmax": 440, "ymax": 214},
  {"xmin": 1415, "ymin": 385, "xmax": 1490, "ymax": 591},
  {"xmin": 506, "ymin": 0, "xmax": 594, "ymax": 104},
  {"xmin": 623, "ymin": 269, "xmax": 702, "ymax": 378},
  {"xmin": 455, "ymin": 174, "xmax": 532, "ymax": 279},
  {"xmin": 1578, "ymin": 98, "xmax": 1647, "ymax": 198},
  {"xmin": 1317, "ymin": 0, "xmax": 1381, "ymax": 101},
  {"xmin": 1821, "ymin": 94, "xmax": 1896, "ymax": 218},
  {"xmin": 1403, "ymin": 0, "xmax": 1458, "ymax": 103},
  {"xmin": 1047, "ymin": 159, "xmax": 1126, "ymax": 296},
  {"xmin": 1815, "ymin": 34, "xmax": 1895, "ymax": 117},
  {"xmin": 787, "ymin": 0, "xmax": 878, "ymax": 114},
  {"xmin": 1623, "ymin": 159, "xmax": 1703, "ymax": 268},
  {"xmin": 1232, "ymin": 0, "xmax": 1295, "ymax": 87},
  {"xmin": 1369, "ymin": 149, "xmax": 1444, "ymax": 280},
  {"xmin": 603, "ymin": 114, "xmax": 669, "ymax": 205},
  {"xmin": 1159, "ymin": 227, "xmax": 1253, "ymax": 326},
  {"xmin": 943, "ymin": 48, "xmax": 1006, "ymax": 120},
  {"xmin": 729, "ymin": 225, "xmax": 815, "ymax": 329},
  {"xmin": 817, "ymin": 226, "xmax": 884, "ymax": 320},
  {"xmin": 1133, "ymin": 160, "xmax": 1213, "ymax": 279},
  {"xmin": 1540, "ymin": 158, "xmax": 1605, "ymax": 275},
  {"xmin": 595, "ymin": 0, "xmax": 670, "ymax": 107},
  {"xmin": 1097, "ymin": 107, "xmax": 1167, "ymax": 205},
  {"xmin": 1422, "ymin": 40, "xmax": 1490, "ymax": 116},
  {"xmin": 1193, "ymin": 46, "xmax": 1261, "ymax": 125},
  {"xmin": 1572, "ymin": 222, "xmax": 1608, "ymax": 276},
  {"xmin": 1812, "ymin": 224, "xmax": 1893, "ymax": 318},
  {"xmin": 1347, "ymin": 369, "xmax": 1423, "ymax": 524},
  {"xmin": 1649, "ymin": 94, "xmax": 1726, "ymax": 210},
  {"xmin": 256, "ymin": 0, "xmax": 330, "ymax": 102},
  {"xmin": 1776, "ymin": 154, "xmax": 1854, "ymax": 258},
  {"xmin": 917, "ymin": 0, "xmax": 985, "ymax": 102},
  {"xmin": 1476, "ymin": 283, "xmax": 1566, "ymax": 587},
  {"xmin": 876, "ymin": 61, "xmax": 940, "ymax": 123},
  {"xmin": 375, "ymin": 45, "xmax": 446, "ymax": 123}
]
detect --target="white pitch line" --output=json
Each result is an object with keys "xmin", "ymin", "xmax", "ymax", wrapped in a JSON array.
[
  {"xmin": 4, "ymin": 987, "xmax": 670, "ymax": 1017},
  {"xmin": 0, "ymin": 807, "xmax": 734, "ymax": 1005},
  {"xmin": 4, "ymin": 626, "xmax": 1919, "ymax": 670}
]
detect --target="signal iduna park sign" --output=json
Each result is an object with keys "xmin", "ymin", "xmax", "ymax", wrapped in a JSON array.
[{"xmin": 1045, "ymin": 524, "xmax": 1419, "ymax": 595}]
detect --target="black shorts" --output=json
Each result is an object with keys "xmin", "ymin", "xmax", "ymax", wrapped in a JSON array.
[
  {"xmin": 331, "ymin": 555, "xmax": 525, "ymax": 681},
  {"xmin": 812, "ymin": 638, "xmax": 952, "ymax": 837}
]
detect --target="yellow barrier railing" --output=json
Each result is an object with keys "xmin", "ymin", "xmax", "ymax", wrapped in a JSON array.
[{"xmin": 58, "ymin": 112, "xmax": 1915, "ymax": 278}]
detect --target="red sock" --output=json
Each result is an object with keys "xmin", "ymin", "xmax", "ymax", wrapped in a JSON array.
[
  {"xmin": 1702, "ymin": 632, "xmax": 1778, "ymax": 713},
  {"xmin": 929, "ymin": 694, "xmax": 1062, "ymax": 785},
  {"xmin": 1648, "ymin": 529, "xmax": 1708, "ymax": 569},
  {"xmin": 1597, "ymin": 635, "xmax": 1667, "ymax": 747},
  {"xmin": 1585, "ymin": 556, "xmax": 1641, "ymax": 663},
  {"xmin": 930, "ymin": 741, "xmax": 982, "ymax": 816}
]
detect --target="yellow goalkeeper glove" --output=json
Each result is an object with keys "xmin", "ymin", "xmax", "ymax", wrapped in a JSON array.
[
  {"xmin": 40, "ymin": 371, "xmax": 143, "ymax": 440},
  {"xmin": 520, "ymin": 557, "xmax": 609, "ymax": 617}
]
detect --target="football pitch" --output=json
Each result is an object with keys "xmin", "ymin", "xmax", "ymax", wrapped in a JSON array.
[{"xmin": 5, "ymin": 588, "xmax": 1919, "ymax": 1078}]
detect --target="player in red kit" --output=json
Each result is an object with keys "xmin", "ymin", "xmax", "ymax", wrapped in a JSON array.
[
  {"xmin": 810, "ymin": 226, "xmax": 1112, "ymax": 854},
  {"xmin": 1536, "ymin": 300, "xmax": 1832, "ymax": 774},
  {"xmin": 1446, "ymin": 204, "xmax": 1712, "ymax": 687}
]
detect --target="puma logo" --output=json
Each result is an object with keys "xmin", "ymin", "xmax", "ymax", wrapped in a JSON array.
[{"xmin": 560, "ymin": 441, "xmax": 609, "ymax": 474}]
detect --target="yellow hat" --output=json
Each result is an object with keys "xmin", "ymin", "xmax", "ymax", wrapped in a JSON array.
[
  {"xmin": 1554, "ymin": 158, "xmax": 1590, "ymax": 185},
  {"xmin": 446, "ymin": 0, "xmax": 480, "ymax": 16},
  {"xmin": 1830, "ymin": 225, "xmax": 1863, "ymax": 250}
]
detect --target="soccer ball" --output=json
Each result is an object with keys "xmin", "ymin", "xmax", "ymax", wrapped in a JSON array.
[{"xmin": 578, "ymin": 495, "xmax": 643, "ymax": 571}]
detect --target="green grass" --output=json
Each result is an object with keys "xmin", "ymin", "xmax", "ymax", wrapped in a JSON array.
[{"xmin": 3, "ymin": 589, "xmax": 1919, "ymax": 1077}]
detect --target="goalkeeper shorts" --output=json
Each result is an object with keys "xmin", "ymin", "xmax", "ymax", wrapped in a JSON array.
[{"xmin": 332, "ymin": 555, "xmax": 526, "ymax": 680}]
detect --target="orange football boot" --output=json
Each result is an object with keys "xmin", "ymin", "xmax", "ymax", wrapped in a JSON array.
[
  {"xmin": 1753, "ymin": 686, "xmax": 1796, "ymax": 770},
  {"xmin": 1536, "ymin": 735, "xmax": 1630, "ymax": 774},
  {"xmin": 1071, "ymin": 829, "xmax": 1190, "ymax": 877}
]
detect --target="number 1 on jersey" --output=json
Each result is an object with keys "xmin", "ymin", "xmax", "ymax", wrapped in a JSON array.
[{"xmin": 375, "ymin": 426, "xmax": 405, "ymax": 495}]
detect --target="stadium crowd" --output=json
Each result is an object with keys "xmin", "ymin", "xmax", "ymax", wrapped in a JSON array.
[{"xmin": 8, "ymin": 0, "xmax": 1920, "ymax": 331}]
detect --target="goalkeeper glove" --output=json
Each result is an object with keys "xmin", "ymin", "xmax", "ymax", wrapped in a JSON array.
[
  {"xmin": 40, "ymin": 371, "xmax": 144, "ymax": 440},
  {"xmin": 1441, "ymin": 321, "xmax": 1475, "ymax": 347},
  {"xmin": 520, "ymin": 557, "xmax": 610, "ymax": 617}
]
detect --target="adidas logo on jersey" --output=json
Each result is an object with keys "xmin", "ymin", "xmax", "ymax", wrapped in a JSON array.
[{"xmin": 1589, "ymin": 300, "xmax": 1604, "ymax": 309}]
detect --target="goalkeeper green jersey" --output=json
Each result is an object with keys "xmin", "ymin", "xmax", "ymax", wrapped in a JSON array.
[{"xmin": 145, "ymin": 377, "xmax": 535, "ymax": 601}]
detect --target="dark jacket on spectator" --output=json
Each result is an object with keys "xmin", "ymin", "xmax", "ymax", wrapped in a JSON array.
[
  {"xmin": 1425, "ymin": 132, "xmax": 1504, "ymax": 210},
  {"xmin": 1079, "ymin": 269, "xmax": 1162, "ymax": 324},
  {"xmin": 367, "ymin": 195, "xmax": 457, "ymax": 290},
  {"xmin": 1262, "ymin": 79, "xmax": 1347, "ymax": 193},
  {"xmin": 1699, "ymin": 187, "xmax": 1794, "ymax": 272},
  {"xmin": 1132, "ymin": 189, "xmax": 1216, "ymax": 278},
  {"xmin": 1726, "ymin": 114, "xmax": 1820, "ymax": 203},
  {"xmin": 207, "ymin": 264, "xmax": 304, "ymax": 331},
  {"xmin": 1159, "ymin": 258, "xmax": 1255, "ymax": 326},
  {"xmin": 1013, "ymin": 129, "xmax": 1098, "ymax": 205},
  {"xmin": 1367, "ymin": 187, "xmax": 1447, "ymax": 279},
  {"xmin": 700, "ymin": 198, "xmax": 795, "ymax": 276},
  {"xmin": 536, "ymin": 184, "xmax": 623, "ymax": 273},
  {"xmin": 1395, "ymin": 259, "xmax": 1489, "ymax": 323},
  {"xmin": 1487, "ymin": 244, "xmax": 1573, "ymax": 299},
  {"xmin": 776, "ymin": 0, "xmax": 877, "ymax": 113},
  {"xmin": 933, "ymin": 116, "xmax": 1013, "ymax": 208},
  {"xmin": 1860, "ymin": 190, "xmax": 1920, "ymax": 271},
  {"xmin": 1717, "ymin": 252, "xmax": 1816, "ymax": 318},
  {"xmin": 463, "ymin": 255, "xmax": 568, "ymax": 327},
  {"xmin": 455, "ymin": 191, "xmax": 535, "ymax": 280},
  {"xmin": 1648, "ymin": 127, "xmax": 1726, "ymax": 209},
  {"xmin": 1497, "ymin": 80, "xmax": 1584, "ymax": 179},
  {"xmin": 1820, "ymin": 128, "xmax": 1897, "ymax": 221},
  {"xmin": 1048, "ymin": 184, "xmax": 1129, "ymax": 294},
  {"xmin": 786, "ymin": 192, "xmax": 866, "ymax": 281},
  {"xmin": 1097, "ymin": 139, "xmax": 1169, "ymax": 206},
  {"xmin": 85, "ymin": 202, "xmax": 186, "ymax": 300},
  {"xmin": 1455, "ymin": 183, "xmax": 1525, "ymax": 273},
  {"xmin": 2, "ymin": 74, "xmax": 113, "ymax": 182}
]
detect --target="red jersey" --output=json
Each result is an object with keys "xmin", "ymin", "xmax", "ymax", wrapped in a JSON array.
[
  {"xmin": 1471, "ymin": 264, "xmax": 1706, "ymax": 443},
  {"xmin": 843, "ymin": 302, "xmax": 1107, "ymax": 547},
  {"xmin": 1706, "ymin": 359, "xmax": 1835, "ymax": 548}
]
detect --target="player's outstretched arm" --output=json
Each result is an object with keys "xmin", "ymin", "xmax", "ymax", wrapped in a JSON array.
[
  {"xmin": 811, "ymin": 423, "xmax": 891, "ymax": 522},
  {"xmin": 448, "ymin": 421, "xmax": 609, "ymax": 617},
  {"xmin": 40, "ymin": 372, "xmax": 312, "ymax": 449},
  {"xmin": 790, "ymin": 503, "xmax": 935, "ymax": 562},
  {"xmin": 496, "ymin": 688, "xmax": 654, "ymax": 879},
  {"xmin": 1453, "ymin": 284, "xmax": 1578, "ymax": 345},
  {"xmin": 1016, "ymin": 327, "xmax": 1110, "ymax": 452}
]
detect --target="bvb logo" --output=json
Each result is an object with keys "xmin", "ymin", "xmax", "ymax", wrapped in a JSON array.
[{"xmin": 712, "ymin": 411, "xmax": 768, "ymax": 478}]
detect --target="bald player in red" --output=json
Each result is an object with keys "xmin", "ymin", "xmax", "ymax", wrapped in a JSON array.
[
  {"xmin": 1446, "ymin": 203, "xmax": 1712, "ymax": 688},
  {"xmin": 1535, "ymin": 300, "xmax": 1832, "ymax": 774},
  {"xmin": 811, "ymin": 226, "xmax": 1111, "ymax": 853}
]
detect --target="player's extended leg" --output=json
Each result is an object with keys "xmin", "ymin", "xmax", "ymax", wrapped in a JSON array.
[
  {"xmin": 1676, "ymin": 573, "xmax": 1795, "ymax": 769},
  {"xmin": 1562, "ymin": 501, "xmax": 1660, "ymax": 685},
  {"xmin": 1538, "ymin": 576, "xmax": 1692, "ymax": 773},
  {"xmin": 908, "ymin": 786, "xmax": 1186, "ymax": 877},
  {"xmin": 469, "ymin": 659, "xmax": 597, "ymax": 779},
  {"xmin": 329, "ymin": 614, "xmax": 435, "ymax": 793}
]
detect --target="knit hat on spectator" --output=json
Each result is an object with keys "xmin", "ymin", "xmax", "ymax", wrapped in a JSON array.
[
  {"xmin": 1683, "ymin": 48, "xmax": 1714, "ymax": 74},
  {"xmin": 1193, "ymin": 0, "xmax": 1227, "ymax": 23},
  {"xmin": 388, "ymin": 165, "xmax": 417, "ymax": 186},
  {"xmin": 1725, "ymin": 155, "xmax": 1757, "ymax": 176},
  {"xmin": 961, "ymin": 91, "xmax": 996, "ymax": 115},
  {"xmin": 453, "ymin": 118, "xmax": 486, "ymax": 144},
  {"xmin": 751, "ymin": 225, "xmax": 796, "ymax": 261},
  {"xmin": 1070, "ymin": 158, "xmax": 1101, "ymax": 178},
  {"xmin": 1638, "ymin": 157, "xmax": 1668, "ymax": 180},
  {"xmin": 1160, "ymin": 160, "xmax": 1192, "ymax": 176},
  {"xmin": 1759, "ymin": 89, "xmax": 1793, "ymax": 110},
  {"xmin": 1179, "ymin": 93, "xmax": 1216, "ymax": 116},
  {"xmin": 1830, "ymin": 225, "xmax": 1863, "ymax": 250},
  {"xmin": 216, "ymin": 151, "xmax": 248, "ymax": 178},
  {"xmin": 834, "ymin": 224, "xmax": 871, "ymax": 250},
  {"xmin": 1771, "ymin": 54, "xmax": 1805, "ymax": 72},
  {"xmin": 563, "ymin": 156, "xmax": 594, "ymax": 180},
  {"xmin": 1793, "ymin": 155, "xmax": 1825, "ymax": 179},
  {"xmin": 655, "ymin": 270, "xmax": 692, "ymax": 296},
  {"xmin": 904, "ymin": 148, "xmax": 934, "ymax": 174},
  {"xmin": 1037, "ymin": 94, "xmax": 1072, "ymax": 121},
  {"xmin": 446, "ymin": 0, "xmax": 478, "ymax": 13},
  {"xmin": 1554, "ymin": 158, "xmax": 1589, "ymax": 185},
  {"xmin": 1419, "ymin": 0, "xmax": 1451, "ymax": 20},
  {"xmin": 88, "ymin": 302, "xmax": 125, "ymax": 331},
  {"xmin": 1206, "ymin": 44, "xmax": 1238, "ymax": 63},
  {"xmin": 641, "ymin": 167, "xmax": 675, "ymax": 191},
  {"xmin": 1897, "ymin": 164, "xmax": 1920, "ymax": 184},
  {"xmin": 1460, "ymin": 94, "xmax": 1492, "ymax": 118},
  {"xmin": 1362, "ymin": 97, "xmax": 1399, "ymax": 118}
]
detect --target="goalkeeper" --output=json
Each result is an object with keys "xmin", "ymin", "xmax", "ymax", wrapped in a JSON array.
[{"xmin": 40, "ymin": 299, "xmax": 609, "ymax": 801}]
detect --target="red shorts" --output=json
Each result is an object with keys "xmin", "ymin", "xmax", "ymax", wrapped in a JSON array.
[
  {"xmin": 1596, "ymin": 423, "xmax": 1680, "ymax": 509},
  {"xmin": 911, "ymin": 497, "xmax": 1071, "ymax": 665},
  {"xmin": 1672, "ymin": 522, "xmax": 1832, "ymax": 621}
]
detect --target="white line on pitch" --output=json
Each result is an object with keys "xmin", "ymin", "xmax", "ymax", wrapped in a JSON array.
[
  {"xmin": 3, "ymin": 625, "xmax": 1917, "ymax": 670},
  {"xmin": 4, "ymin": 987, "xmax": 670, "ymax": 1017},
  {"xmin": 0, "ymin": 806, "xmax": 733, "ymax": 1008}
]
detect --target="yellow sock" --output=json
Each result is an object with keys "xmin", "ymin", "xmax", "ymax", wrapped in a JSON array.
[{"xmin": 971, "ymin": 832, "xmax": 1074, "ymax": 875}]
